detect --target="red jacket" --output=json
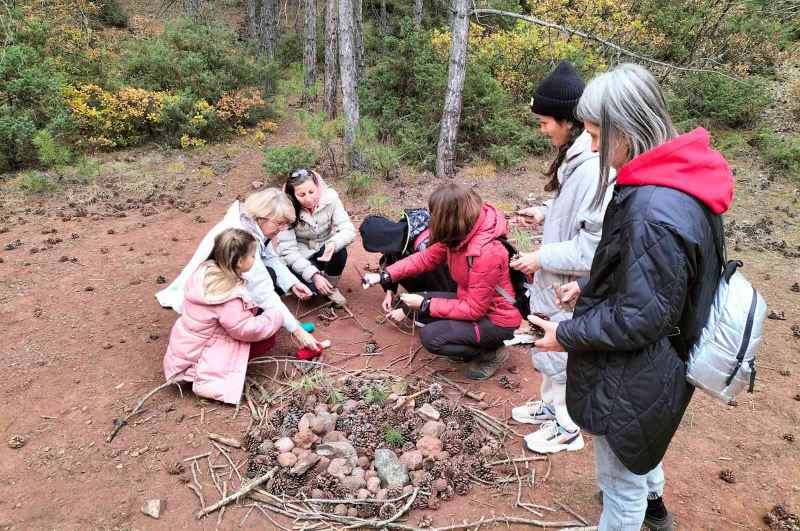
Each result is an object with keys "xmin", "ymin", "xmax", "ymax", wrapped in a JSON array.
[{"xmin": 386, "ymin": 203, "xmax": 522, "ymax": 328}]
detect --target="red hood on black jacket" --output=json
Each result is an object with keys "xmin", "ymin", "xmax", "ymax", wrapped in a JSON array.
[{"xmin": 616, "ymin": 128, "xmax": 734, "ymax": 215}]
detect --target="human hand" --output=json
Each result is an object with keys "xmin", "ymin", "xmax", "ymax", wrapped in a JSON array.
[
  {"xmin": 382, "ymin": 291, "xmax": 394, "ymax": 312},
  {"xmin": 555, "ymin": 281, "xmax": 580, "ymax": 310},
  {"xmin": 529, "ymin": 315, "xmax": 563, "ymax": 351},
  {"xmin": 292, "ymin": 327, "xmax": 321, "ymax": 350},
  {"xmin": 511, "ymin": 207, "xmax": 544, "ymax": 227},
  {"xmin": 400, "ymin": 293, "xmax": 423, "ymax": 310},
  {"xmin": 386, "ymin": 308, "xmax": 406, "ymax": 323},
  {"xmin": 510, "ymin": 252, "xmax": 541, "ymax": 275},
  {"xmin": 292, "ymin": 282, "xmax": 313, "ymax": 300},
  {"xmin": 318, "ymin": 243, "xmax": 335, "ymax": 262},
  {"xmin": 312, "ymin": 273, "xmax": 333, "ymax": 296},
  {"xmin": 362, "ymin": 273, "xmax": 381, "ymax": 289}
]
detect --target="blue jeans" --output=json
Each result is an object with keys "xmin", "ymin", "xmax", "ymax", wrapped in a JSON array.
[{"xmin": 594, "ymin": 435, "xmax": 665, "ymax": 530}]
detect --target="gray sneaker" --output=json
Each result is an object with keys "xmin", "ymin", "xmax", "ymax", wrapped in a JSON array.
[{"xmin": 465, "ymin": 347, "xmax": 510, "ymax": 380}]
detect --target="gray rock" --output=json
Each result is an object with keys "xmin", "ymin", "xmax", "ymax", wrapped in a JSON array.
[
  {"xmin": 327, "ymin": 457, "xmax": 353, "ymax": 476},
  {"xmin": 341, "ymin": 475, "xmax": 367, "ymax": 492},
  {"xmin": 314, "ymin": 410, "xmax": 336, "ymax": 434},
  {"xmin": 417, "ymin": 403, "xmax": 440, "ymax": 421},
  {"xmin": 322, "ymin": 431, "xmax": 348, "ymax": 444},
  {"xmin": 351, "ymin": 467, "xmax": 365, "ymax": 478},
  {"xmin": 298, "ymin": 412, "xmax": 316, "ymax": 432},
  {"xmin": 140, "ymin": 499, "xmax": 166, "ymax": 519},
  {"xmin": 315, "ymin": 441, "xmax": 358, "ymax": 465},
  {"xmin": 343, "ymin": 399, "xmax": 360, "ymax": 412},
  {"xmin": 366, "ymin": 476, "xmax": 381, "ymax": 494},
  {"xmin": 374, "ymin": 448, "xmax": 410, "ymax": 489},
  {"xmin": 275, "ymin": 437, "xmax": 295, "ymax": 453},
  {"xmin": 289, "ymin": 453, "xmax": 320, "ymax": 475}
]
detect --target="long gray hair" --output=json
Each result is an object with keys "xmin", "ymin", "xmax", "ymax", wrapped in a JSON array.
[{"xmin": 576, "ymin": 63, "xmax": 678, "ymax": 210}]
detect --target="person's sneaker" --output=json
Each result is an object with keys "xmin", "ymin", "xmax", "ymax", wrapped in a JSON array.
[
  {"xmin": 523, "ymin": 420, "xmax": 585, "ymax": 453},
  {"xmin": 464, "ymin": 347, "xmax": 510, "ymax": 380},
  {"xmin": 643, "ymin": 496, "xmax": 674, "ymax": 531},
  {"xmin": 511, "ymin": 400, "xmax": 557, "ymax": 424}
]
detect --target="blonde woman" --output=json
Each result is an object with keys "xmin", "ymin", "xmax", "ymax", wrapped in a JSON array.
[
  {"xmin": 163, "ymin": 229, "xmax": 284, "ymax": 404},
  {"xmin": 156, "ymin": 188, "xmax": 319, "ymax": 349}
]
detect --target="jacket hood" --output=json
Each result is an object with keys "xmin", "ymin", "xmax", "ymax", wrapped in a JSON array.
[
  {"xmin": 563, "ymin": 130, "xmax": 597, "ymax": 178},
  {"xmin": 616, "ymin": 128, "xmax": 733, "ymax": 214},
  {"xmin": 184, "ymin": 263, "xmax": 250, "ymax": 306},
  {"xmin": 460, "ymin": 203, "xmax": 508, "ymax": 255}
]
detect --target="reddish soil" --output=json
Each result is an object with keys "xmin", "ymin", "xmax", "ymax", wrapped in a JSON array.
[{"xmin": 1, "ymin": 112, "xmax": 799, "ymax": 530}]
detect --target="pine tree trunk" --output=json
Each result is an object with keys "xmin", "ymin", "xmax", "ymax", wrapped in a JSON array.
[
  {"xmin": 435, "ymin": 0, "xmax": 469, "ymax": 177},
  {"xmin": 259, "ymin": 0, "xmax": 279, "ymax": 60},
  {"xmin": 246, "ymin": 0, "xmax": 260, "ymax": 38},
  {"xmin": 380, "ymin": 0, "xmax": 388, "ymax": 54},
  {"xmin": 354, "ymin": 0, "xmax": 364, "ymax": 74},
  {"xmin": 413, "ymin": 0, "xmax": 423, "ymax": 28},
  {"xmin": 338, "ymin": 0, "xmax": 363, "ymax": 169},
  {"xmin": 323, "ymin": 0, "xmax": 339, "ymax": 119},
  {"xmin": 302, "ymin": 0, "xmax": 317, "ymax": 102}
]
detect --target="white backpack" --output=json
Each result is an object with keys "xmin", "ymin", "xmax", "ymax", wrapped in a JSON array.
[{"xmin": 685, "ymin": 212, "xmax": 766, "ymax": 404}]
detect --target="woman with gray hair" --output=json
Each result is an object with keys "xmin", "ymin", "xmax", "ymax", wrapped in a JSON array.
[
  {"xmin": 157, "ymin": 188, "xmax": 321, "ymax": 351},
  {"xmin": 530, "ymin": 64, "xmax": 734, "ymax": 530}
]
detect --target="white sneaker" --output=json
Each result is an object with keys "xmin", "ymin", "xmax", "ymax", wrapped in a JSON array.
[
  {"xmin": 511, "ymin": 400, "xmax": 556, "ymax": 424},
  {"xmin": 524, "ymin": 420, "xmax": 585, "ymax": 454}
]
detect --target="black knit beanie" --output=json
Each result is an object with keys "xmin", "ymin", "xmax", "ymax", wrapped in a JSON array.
[{"xmin": 530, "ymin": 61, "xmax": 586, "ymax": 121}]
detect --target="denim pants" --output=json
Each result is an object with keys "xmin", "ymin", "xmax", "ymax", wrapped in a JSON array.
[{"xmin": 594, "ymin": 435, "xmax": 665, "ymax": 530}]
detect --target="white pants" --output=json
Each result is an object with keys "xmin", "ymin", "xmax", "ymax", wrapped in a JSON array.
[{"xmin": 540, "ymin": 375, "xmax": 578, "ymax": 431}]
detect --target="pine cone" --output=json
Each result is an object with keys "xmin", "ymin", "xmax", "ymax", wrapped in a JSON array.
[
  {"xmin": 446, "ymin": 420, "xmax": 460, "ymax": 431},
  {"xmin": 472, "ymin": 459, "xmax": 496, "ymax": 482},
  {"xmin": 412, "ymin": 479, "xmax": 432, "ymax": 509},
  {"xmin": 431, "ymin": 398, "xmax": 453, "ymax": 419},
  {"xmin": 357, "ymin": 504, "xmax": 378, "ymax": 518},
  {"xmin": 378, "ymin": 502, "xmax": 399, "ymax": 520},
  {"xmin": 455, "ymin": 408, "xmax": 475, "ymax": 434},
  {"xmin": 386, "ymin": 486, "xmax": 403, "ymax": 500},
  {"xmin": 335, "ymin": 414, "xmax": 356, "ymax": 433},
  {"xmin": 439, "ymin": 484, "xmax": 455, "ymax": 501},
  {"xmin": 428, "ymin": 383, "xmax": 443, "ymax": 400},
  {"xmin": 453, "ymin": 472, "xmax": 470, "ymax": 495},
  {"xmin": 719, "ymin": 469, "xmax": 737, "ymax": 483},
  {"xmin": 463, "ymin": 435, "xmax": 482, "ymax": 455}
]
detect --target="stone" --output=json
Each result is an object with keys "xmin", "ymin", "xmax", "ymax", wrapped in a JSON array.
[
  {"xmin": 479, "ymin": 445, "xmax": 495, "ymax": 457},
  {"xmin": 411, "ymin": 470, "xmax": 427, "ymax": 487},
  {"xmin": 356, "ymin": 456, "xmax": 370, "ymax": 469},
  {"xmin": 327, "ymin": 457, "xmax": 353, "ymax": 476},
  {"xmin": 289, "ymin": 453, "xmax": 320, "ymax": 476},
  {"xmin": 255, "ymin": 454, "xmax": 271, "ymax": 465},
  {"xmin": 278, "ymin": 452, "xmax": 298, "ymax": 468},
  {"xmin": 315, "ymin": 441, "xmax": 358, "ymax": 465},
  {"xmin": 275, "ymin": 437, "xmax": 294, "ymax": 453},
  {"xmin": 416, "ymin": 436, "xmax": 442, "ymax": 458},
  {"xmin": 341, "ymin": 475, "xmax": 366, "ymax": 491},
  {"xmin": 376, "ymin": 489, "xmax": 389, "ymax": 501},
  {"xmin": 357, "ymin": 489, "xmax": 371, "ymax": 500},
  {"xmin": 140, "ymin": 499, "xmax": 166, "ymax": 519},
  {"xmin": 399, "ymin": 450, "xmax": 424, "ymax": 471},
  {"xmin": 366, "ymin": 476, "xmax": 381, "ymax": 494},
  {"xmin": 298, "ymin": 413, "xmax": 316, "ymax": 432},
  {"xmin": 432, "ymin": 478, "xmax": 449, "ymax": 493},
  {"xmin": 322, "ymin": 431, "xmax": 348, "ymax": 444},
  {"xmin": 390, "ymin": 382, "xmax": 408, "ymax": 396},
  {"xmin": 315, "ymin": 411, "xmax": 336, "ymax": 434},
  {"xmin": 432, "ymin": 450, "xmax": 450, "ymax": 461},
  {"xmin": 365, "ymin": 470, "xmax": 378, "ymax": 480},
  {"xmin": 374, "ymin": 448, "xmax": 410, "ymax": 488},
  {"xmin": 311, "ymin": 488, "xmax": 327, "ymax": 499},
  {"xmin": 387, "ymin": 393, "xmax": 398, "ymax": 403},
  {"xmin": 351, "ymin": 467, "xmax": 365, "ymax": 478},
  {"xmin": 309, "ymin": 417, "xmax": 327, "ymax": 435},
  {"xmin": 314, "ymin": 404, "xmax": 329, "ymax": 415},
  {"xmin": 417, "ymin": 403, "xmax": 440, "ymax": 421},
  {"xmin": 334, "ymin": 504, "xmax": 348, "ymax": 517},
  {"xmin": 252, "ymin": 180, "xmax": 264, "ymax": 189},
  {"xmin": 293, "ymin": 428, "xmax": 318, "ymax": 450},
  {"xmin": 315, "ymin": 456, "xmax": 331, "ymax": 472},
  {"xmin": 343, "ymin": 399, "xmax": 359, "ymax": 412},
  {"xmin": 347, "ymin": 507, "xmax": 359, "ymax": 518},
  {"xmin": 403, "ymin": 485, "xmax": 414, "ymax": 496},
  {"xmin": 419, "ymin": 420, "xmax": 446, "ymax": 439}
]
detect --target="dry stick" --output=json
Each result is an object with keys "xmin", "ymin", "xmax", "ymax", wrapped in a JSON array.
[
  {"xmin": 106, "ymin": 379, "xmax": 177, "ymax": 442},
  {"xmin": 216, "ymin": 482, "xmax": 228, "ymax": 529},
  {"xmin": 212, "ymin": 441, "xmax": 245, "ymax": 483},
  {"xmin": 188, "ymin": 484, "xmax": 206, "ymax": 510},
  {"xmin": 183, "ymin": 451, "xmax": 212, "ymax": 462},
  {"xmin": 542, "ymin": 458, "xmax": 553, "ymax": 482},
  {"xmin": 207, "ymin": 432, "xmax": 242, "ymax": 449},
  {"xmin": 490, "ymin": 456, "xmax": 547, "ymax": 466},
  {"xmin": 434, "ymin": 374, "xmax": 485, "ymax": 401},
  {"xmin": 342, "ymin": 305, "xmax": 373, "ymax": 335},
  {"xmin": 556, "ymin": 501, "xmax": 590, "ymax": 526},
  {"xmin": 345, "ymin": 487, "xmax": 418, "ymax": 529},
  {"xmin": 191, "ymin": 460, "xmax": 203, "ymax": 489},
  {"xmin": 253, "ymin": 501, "xmax": 294, "ymax": 530},
  {"xmin": 297, "ymin": 300, "xmax": 333, "ymax": 319},
  {"xmin": 196, "ymin": 467, "xmax": 278, "ymax": 518},
  {"xmin": 430, "ymin": 517, "xmax": 583, "ymax": 530},
  {"xmin": 188, "ymin": 407, "xmax": 218, "ymax": 420}
]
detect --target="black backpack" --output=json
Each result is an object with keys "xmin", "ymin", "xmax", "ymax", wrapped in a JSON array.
[{"xmin": 467, "ymin": 236, "xmax": 531, "ymax": 319}]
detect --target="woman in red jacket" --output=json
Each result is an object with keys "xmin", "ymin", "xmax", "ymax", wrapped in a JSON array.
[{"xmin": 364, "ymin": 183, "xmax": 521, "ymax": 379}]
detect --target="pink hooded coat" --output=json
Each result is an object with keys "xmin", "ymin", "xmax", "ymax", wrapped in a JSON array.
[{"xmin": 163, "ymin": 264, "xmax": 283, "ymax": 404}]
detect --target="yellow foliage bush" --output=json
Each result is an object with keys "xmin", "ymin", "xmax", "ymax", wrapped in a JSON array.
[{"xmin": 216, "ymin": 88, "xmax": 266, "ymax": 126}]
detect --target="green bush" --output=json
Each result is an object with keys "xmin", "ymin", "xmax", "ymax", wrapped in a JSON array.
[
  {"xmin": 121, "ymin": 15, "xmax": 280, "ymax": 102},
  {"xmin": 667, "ymin": 73, "xmax": 772, "ymax": 130},
  {"xmin": 33, "ymin": 130, "xmax": 71, "ymax": 167},
  {"xmin": 261, "ymin": 146, "xmax": 320, "ymax": 180},
  {"xmin": 18, "ymin": 171, "xmax": 57, "ymax": 195},
  {"xmin": 96, "ymin": 0, "xmax": 128, "ymax": 27},
  {"xmin": 361, "ymin": 22, "xmax": 541, "ymax": 169},
  {"xmin": 0, "ymin": 108, "xmax": 38, "ymax": 171},
  {"xmin": 753, "ymin": 130, "xmax": 800, "ymax": 182},
  {"xmin": 155, "ymin": 90, "xmax": 221, "ymax": 147},
  {"xmin": 366, "ymin": 144, "xmax": 400, "ymax": 179},
  {"xmin": 343, "ymin": 171, "xmax": 373, "ymax": 196}
]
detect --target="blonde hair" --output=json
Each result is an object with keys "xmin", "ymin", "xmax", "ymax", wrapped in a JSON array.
[
  {"xmin": 203, "ymin": 228, "xmax": 257, "ymax": 297},
  {"xmin": 244, "ymin": 188, "xmax": 296, "ymax": 224}
]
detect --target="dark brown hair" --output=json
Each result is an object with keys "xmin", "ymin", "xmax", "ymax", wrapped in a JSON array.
[
  {"xmin": 284, "ymin": 168, "xmax": 319, "ymax": 228},
  {"xmin": 543, "ymin": 117, "xmax": 585, "ymax": 195},
  {"xmin": 428, "ymin": 183, "xmax": 482, "ymax": 248}
]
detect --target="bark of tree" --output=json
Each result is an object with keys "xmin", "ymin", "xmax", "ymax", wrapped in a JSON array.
[
  {"xmin": 380, "ymin": 0, "xmax": 388, "ymax": 54},
  {"xmin": 323, "ymin": 0, "xmax": 339, "ymax": 119},
  {"xmin": 435, "ymin": 0, "xmax": 469, "ymax": 177},
  {"xmin": 354, "ymin": 0, "xmax": 364, "ymax": 75},
  {"xmin": 259, "ymin": 0, "xmax": 279, "ymax": 60},
  {"xmin": 246, "ymin": 0, "xmax": 259, "ymax": 38},
  {"xmin": 413, "ymin": 0, "xmax": 423, "ymax": 28},
  {"xmin": 302, "ymin": 0, "xmax": 317, "ymax": 102},
  {"xmin": 338, "ymin": 0, "xmax": 363, "ymax": 169}
]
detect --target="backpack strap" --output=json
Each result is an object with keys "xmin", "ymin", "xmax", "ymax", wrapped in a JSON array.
[{"xmin": 465, "ymin": 247, "xmax": 520, "ymax": 303}]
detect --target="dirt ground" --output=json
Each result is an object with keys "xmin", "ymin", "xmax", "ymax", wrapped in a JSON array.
[{"xmin": 1, "ymin": 100, "xmax": 800, "ymax": 530}]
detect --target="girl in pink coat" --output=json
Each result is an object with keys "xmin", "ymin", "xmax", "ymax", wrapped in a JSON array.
[{"xmin": 163, "ymin": 228, "xmax": 283, "ymax": 404}]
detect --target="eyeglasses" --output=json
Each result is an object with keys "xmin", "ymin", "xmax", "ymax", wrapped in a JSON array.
[
  {"xmin": 289, "ymin": 168, "xmax": 312, "ymax": 182},
  {"xmin": 257, "ymin": 218, "xmax": 290, "ymax": 230}
]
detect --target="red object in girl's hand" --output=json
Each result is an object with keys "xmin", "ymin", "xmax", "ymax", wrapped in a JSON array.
[{"xmin": 296, "ymin": 343, "xmax": 324, "ymax": 360}]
